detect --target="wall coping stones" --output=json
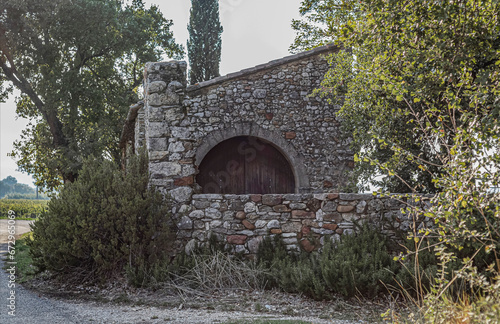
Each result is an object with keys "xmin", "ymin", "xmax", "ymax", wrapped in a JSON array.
[{"xmin": 186, "ymin": 43, "xmax": 339, "ymax": 93}]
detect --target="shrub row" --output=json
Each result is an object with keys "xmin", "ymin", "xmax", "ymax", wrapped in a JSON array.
[{"xmin": 0, "ymin": 199, "xmax": 48, "ymax": 218}]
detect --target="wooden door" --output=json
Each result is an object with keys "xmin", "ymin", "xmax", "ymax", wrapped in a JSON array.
[{"xmin": 197, "ymin": 136, "xmax": 295, "ymax": 194}]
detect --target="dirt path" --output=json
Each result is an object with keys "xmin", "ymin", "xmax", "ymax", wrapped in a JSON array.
[{"xmin": 0, "ymin": 219, "xmax": 34, "ymax": 244}]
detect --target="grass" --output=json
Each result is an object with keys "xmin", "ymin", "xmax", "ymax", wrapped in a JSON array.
[{"xmin": 2, "ymin": 232, "xmax": 38, "ymax": 283}]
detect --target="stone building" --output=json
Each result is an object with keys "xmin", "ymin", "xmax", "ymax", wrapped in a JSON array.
[{"xmin": 120, "ymin": 44, "xmax": 426, "ymax": 254}]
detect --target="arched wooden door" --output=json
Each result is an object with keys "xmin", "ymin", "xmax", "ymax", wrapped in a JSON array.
[{"xmin": 197, "ymin": 136, "xmax": 295, "ymax": 194}]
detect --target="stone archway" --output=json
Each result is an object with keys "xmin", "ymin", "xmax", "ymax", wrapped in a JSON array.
[
  {"xmin": 197, "ymin": 136, "xmax": 295, "ymax": 194},
  {"xmin": 195, "ymin": 123, "xmax": 310, "ymax": 193}
]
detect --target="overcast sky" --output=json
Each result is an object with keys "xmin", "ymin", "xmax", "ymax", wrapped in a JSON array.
[{"xmin": 0, "ymin": 0, "xmax": 303, "ymax": 187}]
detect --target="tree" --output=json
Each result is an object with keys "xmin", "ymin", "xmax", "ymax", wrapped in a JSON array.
[
  {"xmin": 187, "ymin": 0, "xmax": 223, "ymax": 84},
  {"xmin": 290, "ymin": 0, "xmax": 359, "ymax": 53},
  {"xmin": 0, "ymin": 0, "xmax": 183, "ymax": 190},
  {"xmin": 314, "ymin": 0, "xmax": 500, "ymax": 318}
]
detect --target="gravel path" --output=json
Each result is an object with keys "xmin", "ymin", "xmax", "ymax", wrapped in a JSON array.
[{"xmin": 0, "ymin": 220, "xmax": 372, "ymax": 323}]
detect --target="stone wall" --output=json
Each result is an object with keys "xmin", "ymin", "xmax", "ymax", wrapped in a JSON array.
[
  {"xmin": 135, "ymin": 44, "xmax": 353, "ymax": 210},
  {"xmin": 174, "ymin": 193, "xmax": 432, "ymax": 255}
]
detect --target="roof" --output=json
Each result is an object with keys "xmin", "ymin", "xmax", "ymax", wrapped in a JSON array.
[{"xmin": 186, "ymin": 43, "xmax": 339, "ymax": 92}]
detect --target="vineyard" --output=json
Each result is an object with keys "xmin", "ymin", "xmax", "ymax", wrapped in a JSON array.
[{"xmin": 0, "ymin": 199, "xmax": 48, "ymax": 219}]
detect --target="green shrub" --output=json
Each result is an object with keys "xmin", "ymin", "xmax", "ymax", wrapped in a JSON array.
[
  {"xmin": 257, "ymin": 224, "xmax": 402, "ymax": 299},
  {"xmin": 27, "ymin": 151, "xmax": 171, "ymax": 285}
]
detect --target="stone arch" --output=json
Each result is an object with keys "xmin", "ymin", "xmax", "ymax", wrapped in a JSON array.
[{"xmin": 195, "ymin": 123, "xmax": 310, "ymax": 193}]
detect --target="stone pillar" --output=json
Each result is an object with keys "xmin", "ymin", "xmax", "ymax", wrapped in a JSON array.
[{"xmin": 143, "ymin": 61, "xmax": 195, "ymax": 211}]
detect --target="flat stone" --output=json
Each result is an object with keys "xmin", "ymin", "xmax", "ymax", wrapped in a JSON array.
[
  {"xmin": 250, "ymin": 194, "xmax": 262, "ymax": 202},
  {"xmin": 339, "ymin": 193, "xmax": 372, "ymax": 201},
  {"xmin": 322, "ymin": 201, "xmax": 337, "ymax": 212},
  {"xmin": 327, "ymin": 193, "xmax": 339, "ymax": 200},
  {"xmin": 174, "ymin": 176, "xmax": 194, "ymax": 186},
  {"xmin": 323, "ymin": 213, "xmax": 342, "ymax": 223},
  {"xmin": 323, "ymin": 223, "xmax": 338, "ymax": 231},
  {"xmin": 150, "ymin": 162, "xmax": 181, "ymax": 177},
  {"xmin": 227, "ymin": 235, "xmax": 247, "ymax": 245},
  {"xmin": 255, "ymin": 220, "xmax": 267, "ymax": 228},
  {"xmin": 170, "ymin": 187, "xmax": 193, "ymax": 202},
  {"xmin": 267, "ymin": 219, "xmax": 281, "ymax": 229},
  {"xmin": 206, "ymin": 208, "xmax": 222, "ymax": 219},
  {"xmin": 189, "ymin": 210, "xmax": 205, "ymax": 219},
  {"xmin": 262, "ymin": 195, "xmax": 282, "ymax": 206},
  {"xmin": 270, "ymin": 229, "xmax": 282, "ymax": 234},
  {"xmin": 273, "ymin": 205, "xmax": 291, "ymax": 212},
  {"xmin": 337, "ymin": 205, "xmax": 355, "ymax": 213},
  {"xmin": 291, "ymin": 210, "xmax": 315, "ymax": 219},
  {"xmin": 289, "ymin": 203, "xmax": 306, "ymax": 210},
  {"xmin": 242, "ymin": 219, "xmax": 256, "ymax": 230}
]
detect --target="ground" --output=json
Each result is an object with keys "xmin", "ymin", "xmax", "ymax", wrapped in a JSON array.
[{"xmin": 0, "ymin": 220, "xmax": 388, "ymax": 323}]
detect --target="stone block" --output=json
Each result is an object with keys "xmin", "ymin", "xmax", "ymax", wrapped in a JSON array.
[
  {"xmin": 292, "ymin": 210, "xmax": 315, "ymax": 219},
  {"xmin": 244, "ymin": 202, "xmax": 256, "ymax": 213},
  {"xmin": 170, "ymin": 187, "xmax": 193, "ymax": 203},
  {"xmin": 206, "ymin": 208, "xmax": 222, "ymax": 219},
  {"xmin": 150, "ymin": 162, "xmax": 181, "ymax": 177},
  {"xmin": 227, "ymin": 235, "xmax": 247, "ymax": 245},
  {"xmin": 323, "ymin": 223, "xmax": 338, "ymax": 231},
  {"xmin": 262, "ymin": 195, "xmax": 282, "ymax": 206},
  {"xmin": 307, "ymin": 198, "xmax": 322, "ymax": 212},
  {"xmin": 242, "ymin": 219, "xmax": 255, "ymax": 230},
  {"xmin": 322, "ymin": 201, "xmax": 337, "ymax": 212},
  {"xmin": 337, "ymin": 205, "xmax": 355, "ymax": 213},
  {"xmin": 300, "ymin": 239, "xmax": 315, "ymax": 252},
  {"xmin": 235, "ymin": 211, "xmax": 246, "ymax": 220},
  {"xmin": 270, "ymin": 229, "xmax": 282, "ymax": 234},
  {"xmin": 189, "ymin": 210, "xmax": 205, "ymax": 219},
  {"xmin": 273, "ymin": 205, "xmax": 291, "ymax": 212},
  {"xmin": 177, "ymin": 216, "xmax": 193, "ymax": 230},
  {"xmin": 267, "ymin": 219, "xmax": 281, "ymax": 229},
  {"xmin": 174, "ymin": 176, "xmax": 194, "ymax": 186}
]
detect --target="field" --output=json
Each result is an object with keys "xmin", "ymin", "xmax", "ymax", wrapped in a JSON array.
[{"xmin": 0, "ymin": 199, "xmax": 48, "ymax": 219}]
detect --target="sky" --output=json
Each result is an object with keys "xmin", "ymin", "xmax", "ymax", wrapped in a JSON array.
[{"xmin": 0, "ymin": 0, "xmax": 303, "ymax": 187}]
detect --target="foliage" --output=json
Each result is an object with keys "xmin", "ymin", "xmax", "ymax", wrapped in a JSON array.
[
  {"xmin": 257, "ymin": 224, "xmax": 400, "ymax": 299},
  {"xmin": 290, "ymin": 0, "xmax": 359, "ymax": 53},
  {"xmin": 0, "ymin": 176, "xmax": 36, "ymax": 198},
  {"xmin": 187, "ymin": 0, "xmax": 223, "ymax": 84},
  {"xmin": 27, "ymin": 151, "xmax": 171, "ymax": 284},
  {"xmin": 308, "ymin": 0, "xmax": 500, "ymax": 319},
  {"xmin": 0, "ymin": 0, "xmax": 183, "ymax": 190},
  {"xmin": 0, "ymin": 199, "xmax": 48, "ymax": 218}
]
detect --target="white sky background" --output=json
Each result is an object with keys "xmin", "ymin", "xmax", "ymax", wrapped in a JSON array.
[{"xmin": 0, "ymin": 0, "xmax": 303, "ymax": 187}]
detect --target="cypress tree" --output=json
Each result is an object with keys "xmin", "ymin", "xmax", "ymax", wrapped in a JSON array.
[{"xmin": 187, "ymin": 0, "xmax": 223, "ymax": 84}]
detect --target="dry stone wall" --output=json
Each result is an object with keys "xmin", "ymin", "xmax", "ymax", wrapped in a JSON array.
[{"xmin": 175, "ymin": 193, "xmax": 432, "ymax": 256}]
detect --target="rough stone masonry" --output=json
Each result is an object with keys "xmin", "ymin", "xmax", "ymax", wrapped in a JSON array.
[{"xmin": 120, "ymin": 44, "xmax": 429, "ymax": 255}]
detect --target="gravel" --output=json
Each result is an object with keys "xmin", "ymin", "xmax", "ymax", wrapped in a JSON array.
[{"xmin": 0, "ymin": 220, "xmax": 376, "ymax": 323}]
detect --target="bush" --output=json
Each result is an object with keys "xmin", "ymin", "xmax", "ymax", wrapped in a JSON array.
[
  {"xmin": 257, "ymin": 223, "xmax": 401, "ymax": 299},
  {"xmin": 27, "ymin": 151, "xmax": 171, "ymax": 285}
]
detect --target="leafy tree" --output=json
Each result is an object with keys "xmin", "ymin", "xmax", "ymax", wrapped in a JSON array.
[
  {"xmin": 0, "ymin": 0, "xmax": 183, "ymax": 190},
  {"xmin": 187, "ymin": 0, "xmax": 223, "ymax": 84},
  {"xmin": 0, "ymin": 176, "xmax": 35, "ymax": 198},
  {"xmin": 314, "ymin": 0, "xmax": 499, "ymax": 318},
  {"xmin": 290, "ymin": 0, "xmax": 359, "ymax": 53}
]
